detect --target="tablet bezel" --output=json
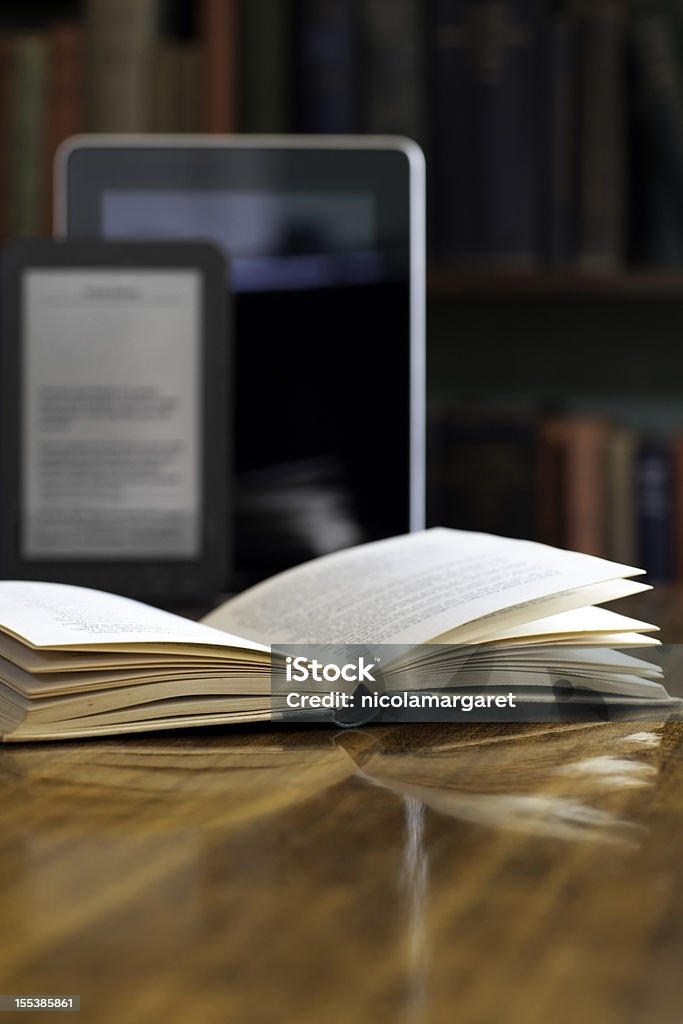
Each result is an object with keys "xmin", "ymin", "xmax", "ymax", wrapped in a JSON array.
[
  {"xmin": 0, "ymin": 238, "xmax": 230, "ymax": 603},
  {"xmin": 55, "ymin": 135, "xmax": 426, "ymax": 536}
]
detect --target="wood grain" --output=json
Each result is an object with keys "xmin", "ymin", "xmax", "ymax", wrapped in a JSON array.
[{"xmin": 0, "ymin": 588, "xmax": 682, "ymax": 1024}]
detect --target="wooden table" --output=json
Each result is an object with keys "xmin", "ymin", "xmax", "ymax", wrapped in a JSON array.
[{"xmin": 1, "ymin": 589, "xmax": 683, "ymax": 1024}]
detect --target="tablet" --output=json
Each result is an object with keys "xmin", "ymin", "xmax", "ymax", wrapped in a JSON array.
[
  {"xmin": 0, "ymin": 239, "xmax": 229, "ymax": 602},
  {"xmin": 57, "ymin": 136, "xmax": 425, "ymax": 584}
]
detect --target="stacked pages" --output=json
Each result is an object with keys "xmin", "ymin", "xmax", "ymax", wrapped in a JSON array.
[{"xmin": 0, "ymin": 528, "xmax": 677, "ymax": 741}]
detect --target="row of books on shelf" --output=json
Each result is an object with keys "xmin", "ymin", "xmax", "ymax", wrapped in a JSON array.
[
  {"xmin": 5, "ymin": 0, "xmax": 424, "ymax": 241},
  {"xmin": 434, "ymin": 0, "xmax": 683, "ymax": 271},
  {"xmin": 427, "ymin": 411, "xmax": 683, "ymax": 581},
  {"xmin": 4, "ymin": 0, "xmax": 683, "ymax": 271}
]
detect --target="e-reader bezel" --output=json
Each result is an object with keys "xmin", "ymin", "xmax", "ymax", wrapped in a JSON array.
[{"xmin": 1, "ymin": 239, "xmax": 230, "ymax": 603}]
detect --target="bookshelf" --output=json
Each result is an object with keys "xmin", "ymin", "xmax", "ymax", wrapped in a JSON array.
[
  {"xmin": 427, "ymin": 269, "xmax": 683, "ymax": 300},
  {"xmin": 3, "ymin": 0, "xmax": 683, "ymax": 579},
  {"xmin": 1, "ymin": 0, "xmax": 682, "ymax": 268}
]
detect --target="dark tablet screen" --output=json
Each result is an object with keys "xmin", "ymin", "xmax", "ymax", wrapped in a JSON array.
[{"xmin": 60, "ymin": 140, "xmax": 425, "ymax": 586}]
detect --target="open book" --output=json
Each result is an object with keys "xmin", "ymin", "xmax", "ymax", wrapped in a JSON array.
[{"xmin": 0, "ymin": 528, "xmax": 677, "ymax": 741}]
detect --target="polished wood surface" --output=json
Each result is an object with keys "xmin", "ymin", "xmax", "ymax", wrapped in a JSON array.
[{"xmin": 1, "ymin": 589, "xmax": 683, "ymax": 1024}]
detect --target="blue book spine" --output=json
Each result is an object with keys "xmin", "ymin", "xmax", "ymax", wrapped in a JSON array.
[
  {"xmin": 540, "ymin": 13, "xmax": 577, "ymax": 265},
  {"xmin": 432, "ymin": 0, "xmax": 543, "ymax": 265},
  {"xmin": 293, "ymin": 0, "xmax": 355, "ymax": 133},
  {"xmin": 431, "ymin": 0, "xmax": 477, "ymax": 260},
  {"xmin": 636, "ymin": 439, "xmax": 673, "ymax": 581},
  {"xmin": 575, "ymin": 1, "xmax": 626, "ymax": 270}
]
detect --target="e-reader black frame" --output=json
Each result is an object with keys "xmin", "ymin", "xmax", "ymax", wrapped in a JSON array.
[{"xmin": 0, "ymin": 239, "xmax": 230, "ymax": 604}]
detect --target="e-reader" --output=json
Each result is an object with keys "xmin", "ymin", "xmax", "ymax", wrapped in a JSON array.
[{"xmin": 1, "ymin": 239, "xmax": 229, "ymax": 603}]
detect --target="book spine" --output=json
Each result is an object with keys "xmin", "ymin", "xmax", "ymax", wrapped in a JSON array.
[
  {"xmin": 630, "ymin": 16, "xmax": 683, "ymax": 264},
  {"xmin": 176, "ymin": 45, "xmax": 199, "ymax": 133},
  {"xmin": 540, "ymin": 417, "xmax": 609, "ymax": 557},
  {"xmin": 241, "ymin": 0, "xmax": 291, "ymax": 133},
  {"xmin": 536, "ymin": 419, "xmax": 566, "ymax": 548},
  {"xmin": 442, "ymin": 416, "xmax": 536, "ymax": 540},
  {"xmin": 540, "ymin": 13, "xmax": 576, "ymax": 266},
  {"xmin": 9, "ymin": 35, "xmax": 46, "ymax": 239},
  {"xmin": 432, "ymin": 0, "xmax": 542, "ymax": 265},
  {"xmin": 293, "ymin": 0, "xmax": 356, "ymax": 133},
  {"xmin": 431, "ymin": 0, "xmax": 478, "ymax": 260},
  {"xmin": 636, "ymin": 439, "xmax": 673, "ymax": 581},
  {"xmin": 43, "ymin": 23, "xmax": 86, "ymax": 235},
  {"xmin": 478, "ymin": 0, "xmax": 543, "ymax": 266},
  {"xmin": 575, "ymin": 0, "xmax": 626, "ymax": 270},
  {"xmin": 564, "ymin": 420, "xmax": 610, "ymax": 557},
  {"xmin": 199, "ymin": 0, "xmax": 239, "ymax": 132},
  {"xmin": 150, "ymin": 41, "xmax": 183, "ymax": 133},
  {"xmin": 636, "ymin": 164, "xmax": 683, "ymax": 265},
  {"xmin": 358, "ymin": 0, "xmax": 425, "ymax": 143},
  {"xmin": 605, "ymin": 428, "xmax": 637, "ymax": 566},
  {"xmin": 86, "ymin": 0, "xmax": 160, "ymax": 132},
  {"xmin": 670, "ymin": 436, "xmax": 683, "ymax": 580},
  {"xmin": 0, "ymin": 36, "xmax": 11, "ymax": 242}
]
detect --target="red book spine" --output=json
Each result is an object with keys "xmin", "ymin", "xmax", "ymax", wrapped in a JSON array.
[
  {"xmin": 199, "ymin": 0, "xmax": 238, "ymax": 133},
  {"xmin": 43, "ymin": 23, "xmax": 86, "ymax": 234},
  {"xmin": 561, "ymin": 419, "xmax": 609, "ymax": 557},
  {"xmin": 537, "ymin": 416, "xmax": 609, "ymax": 557}
]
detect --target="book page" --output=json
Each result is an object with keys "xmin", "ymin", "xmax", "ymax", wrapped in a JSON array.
[
  {"xmin": 483, "ymin": 605, "xmax": 658, "ymax": 641},
  {"xmin": 431, "ymin": 579, "xmax": 651, "ymax": 645},
  {"xmin": 0, "ymin": 581, "xmax": 267, "ymax": 652},
  {"xmin": 203, "ymin": 528, "xmax": 644, "ymax": 647}
]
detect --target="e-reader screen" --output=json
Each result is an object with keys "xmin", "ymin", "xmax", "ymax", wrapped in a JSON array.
[{"xmin": 21, "ymin": 268, "xmax": 201, "ymax": 560}]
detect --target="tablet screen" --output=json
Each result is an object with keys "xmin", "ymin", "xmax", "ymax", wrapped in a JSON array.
[
  {"xmin": 22, "ymin": 268, "xmax": 201, "ymax": 560},
  {"xmin": 101, "ymin": 189, "xmax": 381, "ymax": 293},
  {"xmin": 61, "ymin": 141, "xmax": 424, "ymax": 584},
  {"xmin": 96, "ymin": 187, "xmax": 409, "ymax": 580}
]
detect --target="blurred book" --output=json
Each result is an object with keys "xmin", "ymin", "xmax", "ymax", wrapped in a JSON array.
[
  {"xmin": 293, "ymin": 0, "xmax": 355, "ymax": 132},
  {"xmin": 606, "ymin": 427, "xmax": 637, "ymax": 567},
  {"xmin": 199, "ymin": 0, "xmax": 239, "ymax": 132},
  {"xmin": 574, "ymin": 0, "xmax": 626, "ymax": 270},
  {"xmin": 86, "ymin": 0, "xmax": 159, "ymax": 132},
  {"xmin": 241, "ymin": 0, "xmax": 291, "ymax": 132},
  {"xmin": 0, "ymin": 36, "xmax": 11, "ymax": 242},
  {"xmin": 636, "ymin": 437, "xmax": 673, "ymax": 581},
  {"xmin": 358, "ymin": 0, "xmax": 425, "ymax": 142},
  {"xmin": 432, "ymin": 0, "xmax": 543, "ymax": 265},
  {"xmin": 9, "ymin": 33, "xmax": 45, "ymax": 238},
  {"xmin": 150, "ymin": 39, "xmax": 199, "ymax": 132},
  {"xmin": 540, "ymin": 10, "xmax": 576, "ymax": 265},
  {"xmin": 438, "ymin": 412, "xmax": 536, "ymax": 540},
  {"xmin": 536, "ymin": 415, "xmax": 609, "ymax": 557},
  {"xmin": 630, "ymin": 15, "xmax": 683, "ymax": 264},
  {"xmin": 43, "ymin": 22, "xmax": 85, "ymax": 232}
]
